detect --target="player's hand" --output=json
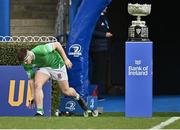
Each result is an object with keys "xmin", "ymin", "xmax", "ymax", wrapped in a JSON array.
[
  {"xmin": 27, "ymin": 99, "xmax": 35, "ymax": 109},
  {"xmin": 64, "ymin": 58, "xmax": 73, "ymax": 69}
]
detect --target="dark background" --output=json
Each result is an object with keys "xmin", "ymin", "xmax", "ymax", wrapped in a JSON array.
[{"xmin": 107, "ymin": 0, "xmax": 180, "ymax": 95}]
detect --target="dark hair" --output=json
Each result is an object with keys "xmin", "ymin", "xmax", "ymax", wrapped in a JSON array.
[{"xmin": 16, "ymin": 48, "xmax": 27, "ymax": 62}]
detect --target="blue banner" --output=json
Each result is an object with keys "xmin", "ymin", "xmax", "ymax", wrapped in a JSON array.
[
  {"xmin": 0, "ymin": 66, "xmax": 51, "ymax": 116},
  {"xmin": 66, "ymin": 0, "xmax": 112, "ymax": 99},
  {"xmin": 125, "ymin": 42, "xmax": 153, "ymax": 117},
  {"xmin": 0, "ymin": 0, "xmax": 10, "ymax": 36}
]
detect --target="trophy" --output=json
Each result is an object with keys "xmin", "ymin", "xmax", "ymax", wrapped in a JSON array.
[{"xmin": 128, "ymin": 3, "xmax": 151, "ymax": 41}]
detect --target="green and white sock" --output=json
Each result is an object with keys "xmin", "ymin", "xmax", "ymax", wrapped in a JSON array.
[{"xmin": 37, "ymin": 108, "xmax": 44, "ymax": 115}]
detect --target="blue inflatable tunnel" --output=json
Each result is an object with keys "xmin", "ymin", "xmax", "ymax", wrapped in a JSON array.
[{"xmin": 66, "ymin": 0, "xmax": 112, "ymax": 99}]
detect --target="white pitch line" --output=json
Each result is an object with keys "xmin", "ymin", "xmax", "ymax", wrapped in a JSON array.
[{"xmin": 150, "ymin": 116, "xmax": 180, "ymax": 130}]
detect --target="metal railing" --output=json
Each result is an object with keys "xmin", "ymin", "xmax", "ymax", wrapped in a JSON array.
[{"xmin": 0, "ymin": 36, "xmax": 58, "ymax": 43}]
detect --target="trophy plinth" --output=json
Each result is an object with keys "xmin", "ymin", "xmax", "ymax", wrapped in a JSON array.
[{"xmin": 128, "ymin": 3, "xmax": 151, "ymax": 41}]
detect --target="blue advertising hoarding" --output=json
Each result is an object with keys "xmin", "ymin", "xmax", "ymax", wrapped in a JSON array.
[
  {"xmin": 125, "ymin": 41, "xmax": 153, "ymax": 117},
  {"xmin": 0, "ymin": 66, "xmax": 51, "ymax": 116}
]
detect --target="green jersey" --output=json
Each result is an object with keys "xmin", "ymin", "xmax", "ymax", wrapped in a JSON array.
[{"xmin": 23, "ymin": 43, "xmax": 64, "ymax": 79}]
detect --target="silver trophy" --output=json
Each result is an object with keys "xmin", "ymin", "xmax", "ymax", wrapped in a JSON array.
[{"xmin": 128, "ymin": 3, "xmax": 151, "ymax": 41}]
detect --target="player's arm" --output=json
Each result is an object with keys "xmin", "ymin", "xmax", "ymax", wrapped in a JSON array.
[
  {"xmin": 29, "ymin": 79, "xmax": 35, "ymax": 100},
  {"xmin": 23, "ymin": 64, "xmax": 35, "ymax": 108},
  {"xmin": 28, "ymin": 79, "xmax": 35, "ymax": 109},
  {"xmin": 53, "ymin": 42, "xmax": 72, "ymax": 69},
  {"xmin": 32, "ymin": 42, "xmax": 72, "ymax": 68}
]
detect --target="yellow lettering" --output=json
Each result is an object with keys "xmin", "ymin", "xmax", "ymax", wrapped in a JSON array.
[{"xmin": 8, "ymin": 80, "xmax": 25, "ymax": 106}]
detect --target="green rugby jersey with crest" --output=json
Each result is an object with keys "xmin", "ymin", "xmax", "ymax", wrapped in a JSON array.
[{"xmin": 22, "ymin": 43, "xmax": 65, "ymax": 79}]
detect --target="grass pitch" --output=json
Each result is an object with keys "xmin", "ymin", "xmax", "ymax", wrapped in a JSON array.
[{"xmin": 0, "ymin": 113, "xmax": 180, "ymax": 129}]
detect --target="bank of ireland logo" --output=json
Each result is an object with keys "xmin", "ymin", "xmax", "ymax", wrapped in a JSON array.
[
  {"xmin": 68, "ymin": 44, "xmax": 82, "ymax": 57},
  {"xmin": 65, "ymin": 101, "xmax": 76, "ymax": 111},
  {"xmin": 135, "ymin": 60, "xmax": 141, "ymax": 65}
]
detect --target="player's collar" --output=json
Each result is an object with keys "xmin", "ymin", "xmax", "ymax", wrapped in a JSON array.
[
  {"xmin": 32, "ymin": 52, "xmax": 35, "ymax": 60},
  {"xmin": 24, "ymin": 51, "xmax": 35, "ymax": 61}
]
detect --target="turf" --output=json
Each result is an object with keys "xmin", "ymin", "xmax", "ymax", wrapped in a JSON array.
[{"xmin": 0, "ymin": 113, "xmax": 180, "ymax": 129}]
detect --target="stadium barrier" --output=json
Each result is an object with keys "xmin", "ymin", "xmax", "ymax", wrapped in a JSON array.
[{"xmin": 0, "ymin": 66, "xmax": 51, "ymax": 116}]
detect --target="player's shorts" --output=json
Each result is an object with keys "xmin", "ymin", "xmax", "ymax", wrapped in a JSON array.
[{"xmin": 38, "ymin": 65, "xmax": 68, "ymax": 81}]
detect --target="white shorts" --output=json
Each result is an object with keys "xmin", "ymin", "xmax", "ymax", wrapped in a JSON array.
[{"xmin": 38, "ymin": 65, "xmax": 68, "ymax": 81}]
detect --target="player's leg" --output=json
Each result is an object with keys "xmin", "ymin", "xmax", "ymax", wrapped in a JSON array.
[
  {"xmin": 34, "ymin": 69, "xmax": 50, "ymax": 116},
  {"xmin": 54, "ymin": 65, "xmax": 88, "ymax": 111},
  {"xmin": 57, "ymin": 80, "xmax": 88, "ymax": 111}
]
